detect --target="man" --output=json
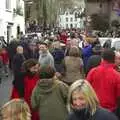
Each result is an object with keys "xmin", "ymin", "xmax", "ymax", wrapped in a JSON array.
[
  {"xmin": 12, "ymin": 46, "xmax": 25, "ymax": 76},
  {"xmin": 11, "ymin": 59, "xmax": 40, "ymax": 120},
  {"xmin": 38, "ymin": 42, "xmax": 55, "ymax": 68},
  {"xmin": 87, "ymin": 49, "xmax": 120, "ymax": 118},
  {"xmin": 115, "ymin": 51, "xmax": 120, "ymax": 72}
]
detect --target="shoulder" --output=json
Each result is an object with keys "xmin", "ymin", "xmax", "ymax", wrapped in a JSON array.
[
  {"xmin": 47, "ymin": 52, "xmax": 54, "ymax": 58},
  {"xmin": 55, "ymin": 80, "xmax": 68, "ymax": 89},
  {"xmin": 94, "ymin": 108, "xmax": 118, "ymax": 120},
  {"xmin": 67, "ymin": 112, "xmax": 78, "ymax": 120}
]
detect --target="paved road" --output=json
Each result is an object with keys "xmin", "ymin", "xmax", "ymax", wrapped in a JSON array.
[{"xmin": 0, "ymin": 73, "xmax": 13, "ymax": 107}]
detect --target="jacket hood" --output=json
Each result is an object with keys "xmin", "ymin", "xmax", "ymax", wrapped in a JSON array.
[{"xmin": 37, "ymin": 77, "xmax": 57, "ymax": 94}]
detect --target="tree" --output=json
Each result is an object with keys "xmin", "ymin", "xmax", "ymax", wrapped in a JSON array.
[
  {"xmin": 111, "ymin": 20, "xmax": 120, "ymax": 28},
  {"xmin": 32, "ymin": 0, "xmax": 74, "ymax": 27},
  {"xmin": 90, "ymin": 13, "xmax": 109, "ymax": 32}
]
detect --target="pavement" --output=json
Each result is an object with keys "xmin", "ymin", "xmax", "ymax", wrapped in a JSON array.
[{"xmin": 0, "ymin": 72, "xmax": 13, "ymax": 107}]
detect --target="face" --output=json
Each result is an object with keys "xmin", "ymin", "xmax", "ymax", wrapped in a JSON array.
[
  {"xmin": 29, "ymin": 64, "xmax": 40, "ymax": 73},
  {"xmin": 115, "ymin": 53, "xmax": 120, "ymax": 66},
  {"xmin": 17, "ymin": 47, "xmax": 23, "ymax": 54},
  {"xmin": 39, "ymin": 44, "xmax": 48, "ymax": 53},
  {"xmin": 72, "ymin": 90, "xmax": 87, "ymax": 110},
  {"xmin": 83, "ymin": 41, "xmax": 89, "ymax": 47}
]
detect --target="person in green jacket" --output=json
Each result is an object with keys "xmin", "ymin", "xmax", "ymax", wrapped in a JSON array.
[{"xmin": 31, "ymin": 65, "xmax": 69, "ymax": 120}]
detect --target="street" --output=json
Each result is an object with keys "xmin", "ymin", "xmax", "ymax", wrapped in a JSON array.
[{"xmin": 0, "ymin": 73, "xmax": 13, "ymax": 107}]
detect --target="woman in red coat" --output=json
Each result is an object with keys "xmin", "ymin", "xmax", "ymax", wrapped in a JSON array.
[{"xmin": 11, "ymin": 59, "xmax": 40, "ymax": 120}]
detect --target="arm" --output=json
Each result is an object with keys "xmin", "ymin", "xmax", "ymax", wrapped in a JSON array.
[
  {"xmin": 59, "ymin": 81, "xmax": 69, "ymax": 104},
  {"xmin": 31, "ymin": 86, "xmax": 40, "ymax": 110},
  {"xmin": 49, "ymin": 55, "xmax": 55, "ymax": 69}
]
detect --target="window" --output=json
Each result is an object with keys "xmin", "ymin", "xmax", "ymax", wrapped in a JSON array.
[
  {"xmin": 75, "ymin": 24, "xmax": 77, "ymax": 28},
  {"xmin": 75, "ymin": 18, "xmax": 77, "ymax": 21},
  {"xmin": 70, "ymin": 24, "xmax": 73, "ymax": 28},
  {"xmin": 70, "ymin": 17, "xmax": 73, "ymax": 22},
  {"xmin": 66, "ymin": 17, "xmax": 68, "ymax": 22},
  {"xmin": 66, "ymin": 12, "xmax": 68, "ymax": 15},
  {"xmin": 66, "ymin": 24, "xmax": 68, "ymax": 28},
  {"xmin": 16, "ymin": 0, "xmax": 20, "ymax": 8},
  {"xmin": 6, "ymin": 0, "xmax": 11, "ymax": 10}
]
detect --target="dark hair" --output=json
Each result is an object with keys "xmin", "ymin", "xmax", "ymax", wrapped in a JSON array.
[
  {"xmin": 23, "ymin": 59, "xmax": 38, "ymax": 71},
  {"xmin": 102, "ymin": 48, "xmax": 115, "ymax": 63},
  {"xmin": 39, "ymin": 65, "xmax": 55, "ymax": 79},
  {"xmin": 40, "ymin": 42, "xmax": 48, "ymax": 47}
]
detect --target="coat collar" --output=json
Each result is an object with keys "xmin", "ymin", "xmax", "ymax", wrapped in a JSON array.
[{"xmin": 100, "ymin": 60, "xmax": 116, "ymax": 68}]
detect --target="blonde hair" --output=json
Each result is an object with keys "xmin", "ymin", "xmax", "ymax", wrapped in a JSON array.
[
  {"xmin": 67, "ymin": 79, "xmax": 99, "ymax": 115},
  {"xmin": 69, "ymin": 46, "xmax": 80, "ymax": 57},
  {"xmin": 0, "ymin": 99, "xmax": 31, "ymax": 120}
]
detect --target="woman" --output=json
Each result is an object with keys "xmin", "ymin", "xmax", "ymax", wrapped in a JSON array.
[
  {"xmin": 0, "ymin": 99, "xmax": 31, "ymax": 120},
  {"xmin": 67, "ymin": 79, "xmax": 118, "ymax": 120},
  {"xmin": 64, "ymin": 46, "xmax": 84, "ymax": 85},
  {"xmin": 31, "ymin": 65, "xmax": 68, "ymax": 120},
  {"xmin": 11, "ymin": 59, "xmax": 40, "ymax": 120}
]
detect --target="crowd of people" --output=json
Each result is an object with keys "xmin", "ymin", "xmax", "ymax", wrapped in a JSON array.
[{"xmin": 0, "ymin": 28, "xmax": 120, "ymax": 120}]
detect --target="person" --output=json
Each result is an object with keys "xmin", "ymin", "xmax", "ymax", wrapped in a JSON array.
[
  {"xmin": 51, "ymin": 40, "xmax": 65, "ymax": 79},
  {"xmin": 85, "ymin": 44, "xmax": 102, "ymax": 76},
  {"xmin": 87, "ymin": 49, "xmax": 120, "ymax": 118},
  {"xmin": 31, "ymin": 65, "xmax": 68, "ymax": 120},
  {"xmin": 0, "ymin": 99, "xmax": 31, "ymax": 120},
  {"xmin": 81, "ymin": 40, "xmax": 92, "ymax": 73},
  {"xmin": 63, "ymin": 46, "xmax": 84, "ymax": 85},
  {"xmin": 12, "ymin": 46, "xmax": 25, "ymax": 76},
  {"xmin": 115, "ymin": 51, "xmax": 120, "ymax": 72},
  {"xmin": 0, "ymin": 48, "xmax": 9, "ymax": 77},
  {"xmin": 11, "ymin": 59, "xmax": 40, "ymax": 120},
  {"xmin": 38, "ymin": 42, "xmax": 55, "ymax": 68},
  {"xmin": 67, "ymin": 79, "xmax": 118, "ymax": 120}
]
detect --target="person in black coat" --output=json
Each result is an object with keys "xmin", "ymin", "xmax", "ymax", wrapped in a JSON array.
[
  {"xmin": 67, "ymin": 79, "xmax": 119, "ymax": 120},
  {"xmin": 12, "ymin": 46, "xmax": 25, "ymax": 76},
  {"xmin": 86, "ymin": 44, "xmax": 102, "ymax": 76}
]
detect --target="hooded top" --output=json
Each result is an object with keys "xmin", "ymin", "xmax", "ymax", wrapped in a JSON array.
[{"xmin": 31, "ymin": 78, "xmax": 68, "ymax": 120}]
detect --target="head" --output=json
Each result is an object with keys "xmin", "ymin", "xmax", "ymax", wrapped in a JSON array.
[
  {"xmin": 83, "ymin": 40, "xmax": 90, "ymax": 47},
  {"xmin": 101, "ymin": 48, "xmax": 115, "ymax": 63},
  {"xmin": 16, "ymin": 46, "xmax": 23, "ymax": 54},
  {"xmin": 0, "ymin": 99, "xmax": 31, "ymax": 120},
  {"xmin": 23, "ymin": 59, "xmax": 40, "ymax": 75},
  {"xmin": 29, "ymin": 43, "xmax": 37, "ymax": 51},
  {"xmin": 92, "ymin": 44, "xmax": 102, "ymax": 55},
  {"xmin": 67, "ymin": 80, "xmax": 99, "ymax": 115},
  {"xmin": 39, "ymin": 65, "xmax": 55, "ymax": 79},
  {"xmin": 115, "ymin": 51, "xmax": 120, "ymax": 66},
  {"xmin": 52, "ymin": 41, "xmax": 61, "ymax": 49},
  {"xmin": 69, "ymin": 46, "xmax": 80, "ymax": 57},
  {"xmin": 39, "ymin": 42, "xmax": 48, "ymax": 53}
]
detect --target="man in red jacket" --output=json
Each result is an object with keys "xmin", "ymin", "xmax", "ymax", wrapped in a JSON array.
[
  {"xmin": 87, "ymin": 49, "xmax": 120, "ymax": 119},
  {"xmin": 0, "ymin": 48, "xmax": 9, "ymax": 77},
  {"xmin": 11, "ymin": 59, "xmax": 40, "ymax": 120}
]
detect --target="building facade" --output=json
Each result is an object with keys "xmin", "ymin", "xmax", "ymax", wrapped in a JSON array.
[
  {"xmin": 59, "ymin": 7, "xmax": 85, "ymax": 29},
  {"xmin": 0, "ymin": 0, "xmax": 25, "ymax": 43},
  {"xmin": 87, "ymin": 0, "xmax": 120, "ymax": 22}
]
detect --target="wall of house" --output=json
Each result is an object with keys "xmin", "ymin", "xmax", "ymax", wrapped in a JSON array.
[
  {"xmin": 87, "ymin": 1, "xmax": 120, "ymax": 22},
  {"xmin": 59, "ymin": 10, "xmax": 85, "ymax": 29},
  {"xmin": 0, "ymin": 0, "xmax": 25, "ymax": 42}
]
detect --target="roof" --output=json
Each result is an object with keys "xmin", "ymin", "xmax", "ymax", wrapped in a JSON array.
[{"xmin": 59, "ymin": 7, "xmax": 83, "ymax": 15}]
